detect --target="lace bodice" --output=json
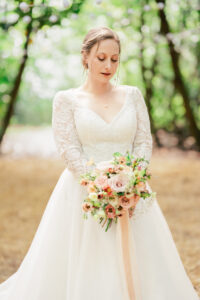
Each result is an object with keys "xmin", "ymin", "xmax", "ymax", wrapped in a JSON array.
[{"xmin": 52, "ymin": 85, "xmax": 153, "ymax": 180}]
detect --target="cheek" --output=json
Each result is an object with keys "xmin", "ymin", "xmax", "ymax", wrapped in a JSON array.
[
  {"xmin": 91, "ymin": 59, "xmax": 101, "ymax": 72},
  {"xmin": 112, "ymin": 63, "xmax": 118, "ymax": 72}
]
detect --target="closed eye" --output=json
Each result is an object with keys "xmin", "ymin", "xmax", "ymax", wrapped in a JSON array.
[{"xmin": 98, "ymin": 58, "xmax": 118, "ymax": 62}]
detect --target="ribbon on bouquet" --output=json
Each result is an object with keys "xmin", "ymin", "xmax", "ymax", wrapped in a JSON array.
[{"xmin": 116, "ymin": 210, "xmax": 142, "ymax": 300}]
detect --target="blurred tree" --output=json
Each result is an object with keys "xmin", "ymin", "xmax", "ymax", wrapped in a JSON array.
[
  {"xmin": 0, "ymin": 0, "xmax": 199, "ymax": 151},
  {"xmin": 155, "ymin": 0, "xmax": 200, "ymax": 148},
  {"xmin": 139, "ymin": 4, "xmax": 162, "ymax": 147},
  {"xmin": 0, "ymin": 0, "xmax": 85, "ymax": 146}
]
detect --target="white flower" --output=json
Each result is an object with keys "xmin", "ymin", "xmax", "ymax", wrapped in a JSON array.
[
  {"xmin": 97, "ymin": 210, "xmax": 106, "ymax": 218},
  {"xmin": 93, "ymin": 214, "xmax": 99, "ymax": 221},
  {"xmin": 111, "ymin": 198, "xmax": 119, "ymax": 206},
  {"xmin": 88, "ymin": 192, "xmax": 98, "ymax": 201}
]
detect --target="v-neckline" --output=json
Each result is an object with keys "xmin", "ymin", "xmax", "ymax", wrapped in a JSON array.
[{"xmin": 72, "ymin": 86, "xmax": 129, "ymax": 126}]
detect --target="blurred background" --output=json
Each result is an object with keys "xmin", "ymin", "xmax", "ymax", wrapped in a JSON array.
[{"xmin": 0, "ymin": 0, "xmax": 199, "ymax": 295}]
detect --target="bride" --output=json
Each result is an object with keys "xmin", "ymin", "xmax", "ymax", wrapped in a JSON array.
[{"xmin": 0, "ymin": 26, "xmax": 199, "ymax": 300}]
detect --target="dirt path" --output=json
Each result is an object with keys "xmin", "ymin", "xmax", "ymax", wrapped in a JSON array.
[{"xmin": 0, "ymin": 126, "xmax": 199, "ymax": 295}]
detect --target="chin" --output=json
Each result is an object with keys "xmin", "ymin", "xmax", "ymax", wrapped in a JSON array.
[
  {"xmin": 99, "ymin": 75, "xmax": 113, "ymax": 82},
  {"xmin": 99, "ymin": 77, "xmax": 111, "ymax": 83}
]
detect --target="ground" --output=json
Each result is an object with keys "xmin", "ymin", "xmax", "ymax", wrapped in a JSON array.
[{"xmin": 0, "ymin": 126, "xmax": 199, "ymax": 295}]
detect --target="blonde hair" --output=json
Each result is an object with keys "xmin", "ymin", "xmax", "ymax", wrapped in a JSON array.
[{"xmin": 81, "ymin": 26, "xmax": 121, "ymax": 69}]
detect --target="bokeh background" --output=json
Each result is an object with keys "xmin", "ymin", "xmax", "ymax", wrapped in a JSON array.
[{"xmin": 0, "ymin": 0, "xmax": 200, "ymax": 295}]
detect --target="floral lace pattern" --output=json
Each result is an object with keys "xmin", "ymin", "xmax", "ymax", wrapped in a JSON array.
[
  {"xmin": 52, "ymin": 91, "xmax": 95, "ymax": 179},
  {"xmin": 131, "ymin": 87, "xmax": 153, "ymax": 168},
  {"xmin": 52, "ymin": 85, "xmax": 155, "ymax": 218}
]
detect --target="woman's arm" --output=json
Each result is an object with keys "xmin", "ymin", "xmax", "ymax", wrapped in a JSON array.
[
  {"xmin": 52, "ymin": 90, "xmax": 95, "ymax": 179},
  {"xmin": 132, "ymin": 87, "xmax": 153, "ymax": 167}
]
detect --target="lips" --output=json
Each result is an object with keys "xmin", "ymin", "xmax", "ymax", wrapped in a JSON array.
[{"xmin": 101, "ymin": 72, "xmax": 111, "ymax": 76}]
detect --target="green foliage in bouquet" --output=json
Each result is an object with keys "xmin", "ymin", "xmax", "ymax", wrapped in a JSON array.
[{"xmin": 79, "ymin": 150, "xmax": 156, "ymax": 232}]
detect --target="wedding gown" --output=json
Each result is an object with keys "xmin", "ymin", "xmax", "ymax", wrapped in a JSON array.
[{"xmin": 0, "ymin": 85, "xmax": 199, "ymax": 300}]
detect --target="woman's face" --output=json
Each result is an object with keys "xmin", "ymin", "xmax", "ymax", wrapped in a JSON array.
[{"xmin": 84, "ymin": 39, "xmax": 120, "ymax": 82}]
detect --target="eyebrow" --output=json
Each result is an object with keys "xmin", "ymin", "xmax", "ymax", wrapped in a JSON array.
[{"xmin": 98, "ymin": 52, "xmax": 119, "ymax": 56}]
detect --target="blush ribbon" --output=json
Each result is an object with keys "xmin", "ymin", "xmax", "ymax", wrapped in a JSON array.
[{"xmin": 116, "ymin": 209, "xmax": 142, "ymax": 300}]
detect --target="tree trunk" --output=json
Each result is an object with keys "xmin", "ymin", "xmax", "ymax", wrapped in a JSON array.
[
  {"xmin": 156, "ymin": 0, "xmax": 200, "ymax": 149},
  {"xmin": 139, "ymin": 9, "xmax": 162, "ymax": 148},
  {"xmin": 0, "ymin": 25, "xmax": 32, "ymax": 148}
]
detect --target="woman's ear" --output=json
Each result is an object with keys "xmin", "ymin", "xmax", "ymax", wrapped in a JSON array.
[{"xmin": 82, "ymin": 51, "xmax": 89, "ymax": 69}]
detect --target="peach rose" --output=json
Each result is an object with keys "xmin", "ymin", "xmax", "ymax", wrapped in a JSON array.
[
  {"xmin": 107, "ymin": 173, "xmax": 129, "ymax": 193},
  {"xmin": 94, "ymin": 175, "xmax": 108, "ymax": 189}
]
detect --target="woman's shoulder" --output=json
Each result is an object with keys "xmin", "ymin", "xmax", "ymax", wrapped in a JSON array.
[
  {"xmin": 53, "ymin": 88, "xmax": 75, "ymax": 106},
  {"xmin": 122, "ymin": 85, "xmax": 146, "ymax": 108},
  {"xmin": 123, "ymin": 84, "xmax": 141, "ymax": 92},
  {"xmin": 120, "ymin": 84, "xmax": 142, "ymax": 97}
]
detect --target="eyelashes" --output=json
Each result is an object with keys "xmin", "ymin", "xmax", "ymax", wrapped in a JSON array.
[{"xmin": 98, "ymin": 57, "xmax": 118, "ymax": 63}]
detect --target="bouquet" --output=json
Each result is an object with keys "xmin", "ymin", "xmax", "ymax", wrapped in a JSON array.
[{"xmin": 79, "ymin": 151, "xmax": 156, "ymax": 232}]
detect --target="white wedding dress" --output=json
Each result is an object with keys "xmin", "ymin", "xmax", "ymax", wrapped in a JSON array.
[{"xmin": 0, "ymin": 85, "xmax": 199, "ymax": 300}]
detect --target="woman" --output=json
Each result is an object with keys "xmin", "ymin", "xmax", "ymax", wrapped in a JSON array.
[{"xmin": 0, "ymin": 26, "xmax": 199, "ymax": 300}]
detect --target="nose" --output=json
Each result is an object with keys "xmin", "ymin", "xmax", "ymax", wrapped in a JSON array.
[{"xmin": 105, "ymin": 59, "xmax": 111, "ymax": 70}]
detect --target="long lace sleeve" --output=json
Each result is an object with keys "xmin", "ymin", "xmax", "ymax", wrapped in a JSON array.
[
  {"xmin": 132, "ymin": 87, "xmax": 153, "ymax": 167},
  {"xmin": 52, "ymin": 90, "xmax": 95, "ymax": 179}
]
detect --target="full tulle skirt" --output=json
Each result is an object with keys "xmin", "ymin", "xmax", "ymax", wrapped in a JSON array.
[{"xmin": 0, "ymin": 168, "xmax": 199, "ymax": 300}]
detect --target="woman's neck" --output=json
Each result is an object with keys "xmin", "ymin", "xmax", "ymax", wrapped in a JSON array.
[{"xmin": 80, "ymin": 77, "xmax": 114, "ymax": 96}]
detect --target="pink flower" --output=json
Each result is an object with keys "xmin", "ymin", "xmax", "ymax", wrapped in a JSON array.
[
  {"xmin": 96, "ymin": 160, "xmax": 114, "ymax": 171},
  {"xmin": 117, "ymin": 155, "xmax": 126, "ymax": 165},
  {"xmin": 118, "ymin": 195, "xmax": 134, "ymax": 209},
  {"xmin": 119, "ymin": 193, "xmax": 140, "ymax": 209},
  {"xmin": 82, "ymin": 202, "xmax": 93, "ymax": 212},
  {"xmin": 116, "ymin": 206, "xmax": 126, "ymax": 217},
  {"xmin": 103, "ymin": 186, "xmax": 113, "ymax": 196},
  {"xmin": 105, "ymin": 204, "xmax": 116, "ymax": 219},
  {"xmin": 107, "ymin": 173, "xmax": 129, "ymax": 193},
  {"xmin": 129, "ymin": 194, "xmax": 140, "ymax": 205},
  {"xmin": 80, "ymin": 178, "xmax": 89, "ymax": 186},
  {"xmin": 135, "ymin": 181, "xmax": 146, "ymax": 192},
  {"xmin": 94, "ymin": 175, "xmax": 108, "ymax": 189},
  {"xmin": 97, "ymin": 192, "xmax": 104, "ymax": 200},
  {"xmin": 87, "ymin": 182, "xmax": 97, "ymax": 193}
]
